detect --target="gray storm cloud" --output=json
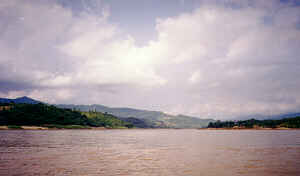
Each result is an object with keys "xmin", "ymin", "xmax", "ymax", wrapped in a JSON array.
[{"xmin": 0, "ymin": 0, "xmax": 300, "ymax": 119}]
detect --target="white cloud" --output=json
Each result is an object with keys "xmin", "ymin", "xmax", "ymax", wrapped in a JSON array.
[
  {"xmin": 0, "ymin": 0, "xmax": 166, "ymax": 90},
  {"xmin": 188, "ymin": 71, "xmax": 202, "ymax": 84},
  {"xmin": 1, "ymin": 0, "xmax": 300, "ymax": 119},
  {"xmin": 144, "ymin": 1, "xmax": 300, "ymax": 118}
]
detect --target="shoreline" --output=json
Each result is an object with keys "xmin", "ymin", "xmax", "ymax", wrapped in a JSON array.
[
  {"xmin": 1, "ymin": 125, "xmax": 299, "ymax": 130},
  {"xmin": 199, "ymin": 127, "xmax": 300, "ymax": 130},
  {"xmin": 0, "ymin": 125, "xmax": 112, "ymax": 130}
]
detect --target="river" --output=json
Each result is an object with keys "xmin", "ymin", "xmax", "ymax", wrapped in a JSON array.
[{"xmin": 0, "ymin": 129, "xmax": 299, "ymax": 176}]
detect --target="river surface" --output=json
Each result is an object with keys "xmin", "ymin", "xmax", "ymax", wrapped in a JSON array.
[{"xmin": 0, "ymin": 129, "xmax": 300, "ymax": 176}]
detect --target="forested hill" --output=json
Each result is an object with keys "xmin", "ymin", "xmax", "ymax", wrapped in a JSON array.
[
  {"xmin": 0, "ymin": 103, "xmax": 134, "ymax": 129},
  {"xmin": 56, "ymin": 104, "xmax": 214, "ymax": 128}
]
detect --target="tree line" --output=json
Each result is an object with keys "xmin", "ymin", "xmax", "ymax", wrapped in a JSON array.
[{"xmin": 208, "ymin": 117, "xmax": 300, "ymax": 128}]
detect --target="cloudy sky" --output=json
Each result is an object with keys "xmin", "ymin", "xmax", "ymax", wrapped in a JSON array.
[{"xmin": 1, "ymin": 0, "xmax": 300, "ymax": 119}]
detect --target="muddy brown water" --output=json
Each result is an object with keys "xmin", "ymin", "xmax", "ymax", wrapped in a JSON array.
[{"xmin": 0, "ymin": 129, "xmax": 299, "ymax": 176}]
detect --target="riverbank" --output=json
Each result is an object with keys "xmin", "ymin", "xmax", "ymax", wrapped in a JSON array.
[
  {"xmin": 0, "ymin": 125, "xmax": 114, "ymax": 130},
  {"xmin": 0, "ymin": 126, "xmax": 46, "ymax": 130},
  {"xmin": 200, "ymin": 127, "xmax": 299, "ymax": 130}
]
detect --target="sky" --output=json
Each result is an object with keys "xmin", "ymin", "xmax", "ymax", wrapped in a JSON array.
[{"xmin": 0, "ymin": 0, "xmax": 300, "ymax": 119}]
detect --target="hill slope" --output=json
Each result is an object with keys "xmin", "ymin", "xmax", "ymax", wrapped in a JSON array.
[
  {"xmin": 56, "ymin": 104, "xmax": 214, "ymax": 128},
  {"xmin": 0, "ymin": 103, "xmax": 89, "ymax": 126},
  {"xmin": 0, "ymin": 103, "xmax": 134, "ymax": 129}
]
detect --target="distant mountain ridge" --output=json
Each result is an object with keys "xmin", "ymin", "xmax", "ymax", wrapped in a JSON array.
[
  {"xmin": 2, "ymin": 96, "xmax": 299, "ymax": 128},
  {"xmin": 56, "ymin": 104, "xmax": 214, "ymax": 128},
  {"xmin": 0, "ymin": 96, "xmax": 213, "ymax": 128},
  {"xmin": 0, "ymin": 96, "xmax": 41, "ymax": 104}
]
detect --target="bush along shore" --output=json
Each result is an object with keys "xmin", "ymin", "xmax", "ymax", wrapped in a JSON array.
[
  {"xmin": 0, "ymin": 103, "xmax": 135, "ymax": 129},
  {"xmin": 207, "ymin": 117, "xmax": 300, "ymax": 129}
]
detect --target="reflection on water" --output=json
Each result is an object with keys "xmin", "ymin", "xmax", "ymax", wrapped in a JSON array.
[{"xmin": 0, "ymin": 129, "xmax": 300, "ymax": 176}]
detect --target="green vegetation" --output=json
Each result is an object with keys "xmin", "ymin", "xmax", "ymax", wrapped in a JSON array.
[
  {"xmin": 82, "ymin": 111, "xmax": 134, "ymax": 128},
  {"xmin": 208, "ymin": 117, "xmax": 300, "ymax": 129},
  {"xmin": 0, "ymin": 103, "xmax": 89, "ymax": 126},
  {"xmin": 0, "ymin": 103, "xmax": 134, "ymax": 129},
  {"xmin": 7, "ymin": 125, "xmax": 23, "ymax": 129}
]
